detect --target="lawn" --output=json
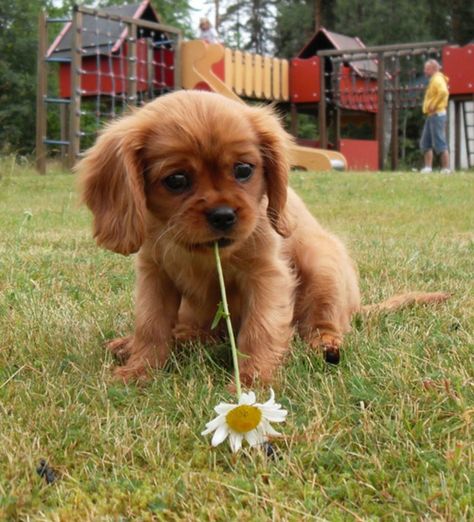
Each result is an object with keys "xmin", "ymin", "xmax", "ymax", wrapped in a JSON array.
[{"xmin": 0, "ymin": 159, "xmax": 473, "ymax": 521}]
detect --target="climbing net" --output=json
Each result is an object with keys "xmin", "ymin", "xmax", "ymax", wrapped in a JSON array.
[{"xmin": 42, "ymin": 5, "xmax": 180, "ymax": 161}]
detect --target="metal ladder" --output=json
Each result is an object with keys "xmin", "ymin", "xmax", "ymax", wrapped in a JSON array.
[{"xmin": 36, "ymin": 14, "xmax": 72, "ymax": 174}]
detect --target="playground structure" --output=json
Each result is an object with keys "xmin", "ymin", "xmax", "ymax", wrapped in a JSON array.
[{"xmin": 36, "ymin": 2, "xmax": 474, "ymax": 174}]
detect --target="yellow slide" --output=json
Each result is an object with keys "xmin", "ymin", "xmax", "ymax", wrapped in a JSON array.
[{"xmin": 181, "ymin": 41, "xmax": 347, "ymax": 171}]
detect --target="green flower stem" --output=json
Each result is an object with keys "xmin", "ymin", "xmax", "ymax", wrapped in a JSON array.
[{"xmin": 214, "ymin": 242, "xmax": 242, "ymax": 400}]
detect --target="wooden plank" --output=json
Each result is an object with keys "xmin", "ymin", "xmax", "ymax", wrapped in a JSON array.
[
  {"xmin": 35, "ymin": 11, "xmax": 47, "ymax": 174},
  {"xmin": 234, "ymin": 50, "xmax": 243, "ymax": 96},
  {"xmin": 263, "ymin": 56, "xmax": 271, "ymax": 99},
  {"xmin": 224, "ymin": 48, "xmax": 233, "ymax": 90},
  {"xmin": 244, "ymin": 52, "xmax": 253, "ymax": 97},
  {"xmin": 272, "ymin": 58, "xmax": 281, "ymax": 100},
  {"xmin": 281, "ymin": 59, "xmax": 289, "ymax": 101},
  {"xmin": 253, "ymin": 54, "xmax": 262, "ymax": 98}
]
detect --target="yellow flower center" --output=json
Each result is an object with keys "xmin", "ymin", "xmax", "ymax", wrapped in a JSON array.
[{"xmin": 226, "ymin": 405, "xmax": 262, "ymax": 433}]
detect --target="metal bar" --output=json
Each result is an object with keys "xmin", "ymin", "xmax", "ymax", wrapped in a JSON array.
[
  {"xmin": 319, "ymin": 56, "xmax": 327, "ymax": 149},
  {"xmin": 318, "ymin": 40, "xmax": 446, "ymax": 57},
  {"xmin": 45, "ymin": 56, "xmax": 71, "ymax": 63},
  {"xmin": 35, "ymin": 11, "xmax": 47, "ymax": 175},
  {"xmin": 45, "ymin": 97, "xmax": 71, "ymax": 104},
  {"xmin": 46, "ymin": 18, "xmax": 71, "ymax": 23},
  {"xmin": 127, "ymin": 23, "xmax": 137, "ymax": 104},
  {"xmin": 68, "ymin": 6, "xmax": 82, "ymax": 169},
  {"xmin": 44, "ymin": 139, "xmax": 70, "ymax": 146},
  {"xmin": 331, "ymin": 47, "xmax": 444, "ymax": 63},
  {"xmin": 376, "ymin": 53, "xmax": 385, "ymax": 171},
  {"xmin": 76, "ymin": 4, "xmax": 181, "ymax": 36}
]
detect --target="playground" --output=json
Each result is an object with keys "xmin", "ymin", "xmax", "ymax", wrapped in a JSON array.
[
  {"xmin": 0, "ymin": 1, "xmax": 473, "ymax": 520},
  {"xmin": 36, "ymin": 2, "xmax": 474, "ymax": 173}
]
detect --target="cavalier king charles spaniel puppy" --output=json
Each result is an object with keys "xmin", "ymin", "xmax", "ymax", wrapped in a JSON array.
[{"xmin": 78, "ymin": 90, "xmax": 362, "ymax": 384}]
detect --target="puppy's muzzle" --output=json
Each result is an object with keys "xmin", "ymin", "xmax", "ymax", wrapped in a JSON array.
[{"xmin": 206, "ymin": 206, "xmax": 237, "ymax": 232}]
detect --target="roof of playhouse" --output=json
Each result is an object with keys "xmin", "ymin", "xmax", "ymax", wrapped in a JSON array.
[
  {"xmin": 297, "ymin": 27, "xmax": 378, "ymax": 78},
  {"xmin": 47, "ymin": 1, "xmax": 164, "ymax": 59}
]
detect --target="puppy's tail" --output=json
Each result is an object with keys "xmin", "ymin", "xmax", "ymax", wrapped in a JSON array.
[{"xmin": 361, "ymin": 291, "xmax": 450, "ymax": 314}]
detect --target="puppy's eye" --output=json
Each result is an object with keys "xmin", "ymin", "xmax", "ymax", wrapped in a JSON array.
[
  {"xmin": 233, "ymin": 163, "xmax": 254, "ymax": 182},
  {"xmin": 162, "ymin": 172, "xmax": 191, "ymax": 193}
]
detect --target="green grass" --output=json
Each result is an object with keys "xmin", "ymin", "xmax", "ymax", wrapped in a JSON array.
[{"xmin": 1, "ymin": 159, "xmax": 473, "ymax": 521}]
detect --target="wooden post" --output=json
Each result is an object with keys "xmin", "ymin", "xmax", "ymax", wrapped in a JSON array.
[
  {"xmin": 173, "ymin": 32, "xmax": 182, "ymax": 91},
  {"xmin": 390, "ymin": 56, "xmax": 399, "ymax": 171},
  {"xmin": 68, "ymin": 6, "xmax": 82, "ymax": 169},
  {"xmin": 35, "ymin": 11, "xmax": 47, "ymax": 175},
  {"xmin": 318, "ymin": 55, "xmax": 327, "ymax": 149},
  {"xmin": 454, "ymin": 100, "xmax": 461, "ymax": 170},
  {"xmin": 127, "ymin": 22, "xmax": 137, "ymax": 105},
  {"xmin": 376, "ymin": 52, "xmax": 385, "ymax": 171},
  {"xmin": 335, "ymin": 106, "xmax": 341, "ymax": 151},
  {"xmin": 60, "ymin": 103, "xmax": 69, "ymax": 168}
]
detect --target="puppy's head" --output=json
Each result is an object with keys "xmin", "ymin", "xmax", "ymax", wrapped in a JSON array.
[{"xmin": 77, "ymin": 91, "xmax": 291, "ymax": 255}]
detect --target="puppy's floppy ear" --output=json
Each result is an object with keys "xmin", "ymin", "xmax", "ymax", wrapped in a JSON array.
[
  {"xmin": 76, "ymin": 114, "xmax": 147, "ymax": 255},
  {"xmin": 247, "ymin": 105, "xmax": 292, "ymax": 237}
]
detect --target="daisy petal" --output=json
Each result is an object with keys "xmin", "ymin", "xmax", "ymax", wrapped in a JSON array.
[
  {"xmin": 211, "ymin": 424, "xmax": 229, "ymax": 447},
  {"xmin": 260, "ymin": 407, "xmax": 288, "ymax": 422},
  {"xmin": 229, "ymin": 432, "xmax": 243, "ymax": 453},
  {"xmin": 261, "ymin": 419, "xmax": 282, "ymax": 437},
  {"xmin": 214, "ymin": 403, "xmax": 237, "ymax": 415},
  {"xmin": 201, "ymin": 414, "xmax": 226, "ymax": 435},
  {"xmin": 245, "ymin": 428, "xmax": 267, "ymax": 447},
  {"xmin": 239, "ymin": 391, "xmax": 256, "ymax": 405}
]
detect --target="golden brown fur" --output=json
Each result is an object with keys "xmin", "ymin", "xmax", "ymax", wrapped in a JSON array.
[{"xmin": 77, "ymin": 90, "xmax": 447, "ymax": 384}]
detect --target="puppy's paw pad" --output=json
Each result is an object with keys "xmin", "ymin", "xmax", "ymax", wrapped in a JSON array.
[{"xmin": 323, "ymin": 346, "xmax": 340, "ymax": 364}]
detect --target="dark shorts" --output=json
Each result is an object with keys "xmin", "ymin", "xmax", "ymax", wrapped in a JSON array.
[{"xmin": 420, "ymin": 113, "xmax": 448, "ymax": 154}]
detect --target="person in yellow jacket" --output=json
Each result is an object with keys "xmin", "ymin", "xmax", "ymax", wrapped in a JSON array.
[{"xmin": 419, "ymin": 59, "xmax": 451, "ymax": 173}]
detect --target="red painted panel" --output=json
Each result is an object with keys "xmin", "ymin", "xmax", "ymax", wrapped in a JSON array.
[
  {"xmin": 338, "ymin": 66, "xmax": 378, "ymax": 113},
  {"xmin": 290, "ymin": 57, "xmax": 320, "ymax": 103},
  {"xmin": 211, "ymin": 57, "xmax": 225, "ymax": 81},
  {"xmin": 340, "ymin": 139, "xmax": 378, "ymax": 170},
  {"xmin": 442, "ymin": 44, "xmax": 474, "ymax": 95}
]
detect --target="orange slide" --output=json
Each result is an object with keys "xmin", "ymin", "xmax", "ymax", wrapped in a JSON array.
[{"xmin": 181, "ymin": 40, "xmax": 347, "ymax": 171}]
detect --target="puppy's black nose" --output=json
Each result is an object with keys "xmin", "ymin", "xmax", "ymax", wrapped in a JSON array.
[{"xmin": 206, "ymin": 206, "xmax": 237, "ymax": 231}]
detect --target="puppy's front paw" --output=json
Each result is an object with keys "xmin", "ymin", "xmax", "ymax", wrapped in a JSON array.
[
  {"xmin": 106, "ymin": 336, "xmax": 133, "ymax": 364},
  {"xmin": 112, "ymin": 363, "xmax": 152, "ymax": 384}
]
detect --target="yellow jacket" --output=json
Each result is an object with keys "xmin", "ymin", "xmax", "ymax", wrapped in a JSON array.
[{"xmin": 423, "ymin": 72, "xmax": 449, "ymax": 115}]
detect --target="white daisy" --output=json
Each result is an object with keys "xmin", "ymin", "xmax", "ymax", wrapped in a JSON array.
[{"xmin": 201, "ymin": 389, "xmax": 288, "ymax": 453}]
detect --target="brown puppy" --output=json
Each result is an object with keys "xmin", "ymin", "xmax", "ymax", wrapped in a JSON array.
[{"xmin": 77, "ymin": 90, "xmax": 361, "ymax": 383}]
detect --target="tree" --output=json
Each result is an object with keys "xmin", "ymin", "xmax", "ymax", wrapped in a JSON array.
[{"xmin": 220, "ymin": 0, "xmax": 277, "ymax": 54}]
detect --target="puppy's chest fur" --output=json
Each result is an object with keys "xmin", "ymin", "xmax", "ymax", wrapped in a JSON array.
[{"xmin": 161, "ymin": 249, "xmax": 242, "ymax": 306}]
